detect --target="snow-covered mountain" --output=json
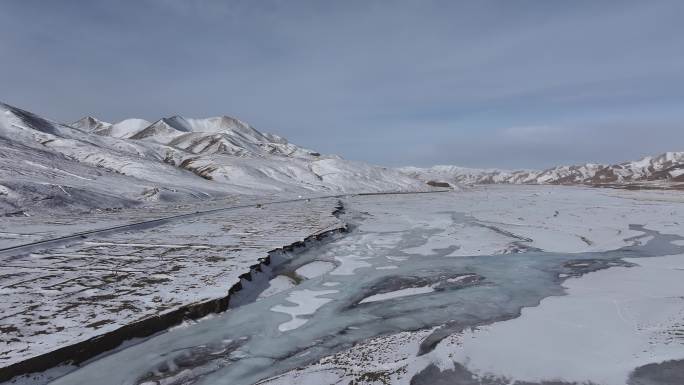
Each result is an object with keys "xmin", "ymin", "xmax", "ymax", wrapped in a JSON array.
[
  {"xmin": 0, "ymin": 102, "xmax": 427, "ymax": 214},
  {"xmin": 401, "ymin": 152, "xmax": 684, "ymax": 188},
  {"xmin": 72, "ymin": 116, "xmax": 152, "ymax": 139}
]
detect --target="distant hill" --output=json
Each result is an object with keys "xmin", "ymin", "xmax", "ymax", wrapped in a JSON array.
[{"xmin": 401, "ymin": 152, "xmax": 684, "ymax": 189}]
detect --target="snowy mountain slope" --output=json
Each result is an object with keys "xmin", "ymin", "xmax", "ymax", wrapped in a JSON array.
[
  {"xmin": 401, "ymin": 165, "xmax": 538, "ymax": 185},
  {"xmin": 65, "ymin": 108, "xmax": 422, "ymax": 193},
  {"xmin": 0, "ymin": 104, "xmax": 240, "ymax": 213},
  {"xmin": 104, "ymin": 119, "xmax": 152, "ymax": 139},
  {"xmin": 401, "ymin": 152, "xmax": 684, "ymax": 187},
  {"xmin": 0, "ymin": 101, "xmax": 427, "ymax": 214}
]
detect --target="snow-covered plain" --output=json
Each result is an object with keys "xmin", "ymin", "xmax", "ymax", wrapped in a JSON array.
[
  {"xmin": 29, "ymin": 186, "xmax": 684, "ymax": 385},
  {"xmin": 447, "ymin": 253, "xmax": 684, "ymax": 385},
  {"xmin": 0, "ymin": 198, "xmax": 344, "ymax": 377}
]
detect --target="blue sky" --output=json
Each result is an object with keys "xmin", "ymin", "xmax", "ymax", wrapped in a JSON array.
[{"xmin": 1, "ymin": 0, "xmax": 683, "ymax": 168}]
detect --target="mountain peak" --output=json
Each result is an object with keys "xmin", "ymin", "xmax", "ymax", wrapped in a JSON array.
[
  {"xmin": 0, "ymin": 102, "xmax": 63, "ymax": 136},
  {"xmin": 70, "ymin": 116, "xmax": 112, "ymax": 132}
]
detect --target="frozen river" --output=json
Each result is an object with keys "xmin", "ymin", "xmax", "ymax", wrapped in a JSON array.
[{"xmin": 46, "ymin": 187, "xmax": 684, "ymax": 385}]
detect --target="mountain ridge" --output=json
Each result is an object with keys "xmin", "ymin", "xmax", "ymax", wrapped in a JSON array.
[
  {"xmin": 0, "ymin": 101, "xmax": 427, "ymax": 214},
  {"xmin": 401, "ymin": 151, "xmax": 684, "ymax": 188}
]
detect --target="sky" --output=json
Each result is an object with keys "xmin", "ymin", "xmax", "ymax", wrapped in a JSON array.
[{"xmin": 1, "ymin": 0, "xmax": 683, "ymax": 169}]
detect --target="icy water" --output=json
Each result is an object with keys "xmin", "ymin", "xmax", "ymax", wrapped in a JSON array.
[{"xmin": 48, "ymin": 193, "xmax": 684, "ymax": 385}]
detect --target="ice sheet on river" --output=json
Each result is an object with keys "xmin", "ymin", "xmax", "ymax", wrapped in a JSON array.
[{"xmin": 37, "ymin": 186, "xmax": 684, "ymax": 385}]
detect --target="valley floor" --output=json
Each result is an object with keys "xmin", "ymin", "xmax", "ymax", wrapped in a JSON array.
[
  {"xmin": 4, "ymin": 185, "xmax": 684, "ymax": 385},
  {"xmin": 0, "ymin": 194, "xmax": 345, "ymax": 381}
]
